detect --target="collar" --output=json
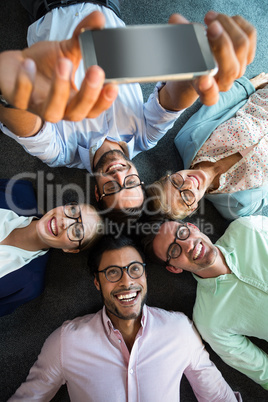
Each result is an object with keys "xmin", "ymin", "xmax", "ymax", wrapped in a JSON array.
[
  {"xmin": 102, "ymin": 304, "xmax": 147, "ymax": 337},
  {"xmin": 192, "ymin": 244, "xmax": 235, "ymax": 294}
]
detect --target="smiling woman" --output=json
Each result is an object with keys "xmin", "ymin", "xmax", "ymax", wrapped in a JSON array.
[
  {"xmin": 147, "ymin": 74, "xmax": 268, "ymax": 221},
  {"xmin": 0, "ymin": 201, "xmax": 103, "ymax": 315},
  {"xmin": 35, "ymin": 203, "xmax": 103, "ymax": 252}
]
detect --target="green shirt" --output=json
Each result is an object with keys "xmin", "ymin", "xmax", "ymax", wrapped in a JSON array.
[{"xmin": 193, "ymin": 216, "xmax": 268, "ymax": 390}]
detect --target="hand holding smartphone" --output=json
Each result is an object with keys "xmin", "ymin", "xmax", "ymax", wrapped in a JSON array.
[{"xmin": 79, "ymin": 24, "xmax": 218, "ymax": 84}]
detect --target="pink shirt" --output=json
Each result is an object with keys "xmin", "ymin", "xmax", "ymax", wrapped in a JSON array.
[
  {"xmin": 9, "ymin": 306, "xmax": 241, "ymax": 402},
  {"xmin": 192, "ymin": 86, "xmax": 268, "ymax": 194}
]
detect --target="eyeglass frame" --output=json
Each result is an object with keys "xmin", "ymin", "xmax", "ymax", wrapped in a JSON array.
[
  {"xmin": 164, "ymin": 173, "xmax": 196, "ymax": 208},
  {"xmin": 98, "ymin": 261, "xmax": 146, "ymax": 283},
  {"xmin": 166, "ymin": 223, "xmax": 190, "ymax": 266},
  {"xmin": 99, "ymin": 174, "xmax": 144, "ymax": 201},
  {"xmin": 64, "ymin": 202, "xmax": 85, "ymax": 249}
]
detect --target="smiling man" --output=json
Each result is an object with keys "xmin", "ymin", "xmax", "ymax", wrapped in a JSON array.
[
  {"xmin": 0, "ymin": 1, "xmax": 257, "ymax": 221},
  {"xmin": 144, "ymin": 215, "xmax": 268, "ymax": 390},
  {"xmin": 92, "ymin": 146, "xmax": 145, "ymax": 218},
  {"xmin": 9, "ymin": 235, "xmax": 242, "ymax": 401}
]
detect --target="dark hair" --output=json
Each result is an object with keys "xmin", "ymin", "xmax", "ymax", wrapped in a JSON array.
[
  {"xmin": 96, "ymin": 187, "xmax": 145, "ymax": 224},
  {"xmin": 103, "ymin": 205, "xmax": 144, "ymax": 224},
  {"xmin": 140, "ymin": 218, "xmax": 166, "ymax": 265},
  {"xmin": 141, "ymin": 217, "xmax": 185, "ymax": 265},
  {"xmin": 88, "ymin": 235, "xmax": 145, "ymax": 276}
]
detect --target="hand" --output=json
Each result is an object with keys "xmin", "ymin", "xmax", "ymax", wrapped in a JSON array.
[
  {"xmin": 0, "ymin": 11, "xmax": 118, "ymax": 122},
  {"xmin": 159, "ymin": 11, "xmax": 256, "ymax": 109},
  {"xmin": 201, "ymin": 11, "xmax": 256, "ymax": 104}
]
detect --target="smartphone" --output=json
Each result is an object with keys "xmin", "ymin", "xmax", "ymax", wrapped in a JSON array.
[{"xmin": 79, "ymin": 24, "xmax": 218, "ymax": 84}]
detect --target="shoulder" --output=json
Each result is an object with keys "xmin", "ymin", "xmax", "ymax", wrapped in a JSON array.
[
  {"xmin": 220, "ymin": 216, "xmax": 268, "ymax": 240},
  {"xmin": 0, "ymin": 208, "xmax": 18, "ymax": 219},
  {"xmin": 146, "ymin": 306, "xmax": 193, "ymax": 329},
  {"xmin": 59, "ymin": 311, "xmax": 103, "ymax": 337},
  {"xmin": 235, "ymin": 215, "xmax": 268, "ymax": 232}
]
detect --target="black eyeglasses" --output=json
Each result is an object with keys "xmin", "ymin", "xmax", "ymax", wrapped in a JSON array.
[
  {"xmin": 100, "ymin": 174, "xmax": 144, "ymax": 200},
  {"xmin": 165, "ymin": 173, "xmax": 196, "ymax": 208},
  {"xmin": 98, "ymin": 261, "xmax": 146, "ymax": 282},
  {"xmin": 166, "ymin": 224, "xmax": 190, "ymax": 266},
  {"xmin": 64, "ymin": 203, "xmax": 84, "ymax": 249}
]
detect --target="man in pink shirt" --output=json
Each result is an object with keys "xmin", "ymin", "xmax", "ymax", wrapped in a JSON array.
[{"xmin": 9, "ymin": 236, "xmax": 241, "ymax": 401}]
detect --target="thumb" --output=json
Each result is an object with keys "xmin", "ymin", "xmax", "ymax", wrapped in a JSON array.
[
  {"xmin": 168, "ymin": 13, "xmax": 189, "ymax": 25},
  {"xmin": 67, "ymin": 11, "xmax": 106, "ymax": 55},
  {"xmin": 60, "ymin": 11, "xmax": 106, "ymax": 82}
]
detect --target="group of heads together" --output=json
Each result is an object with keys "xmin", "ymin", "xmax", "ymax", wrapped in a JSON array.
[
  {"xmin": 84, "ymin": 224, "xmax": 221, "ymax": 323},
  {"xmin": 39, "ymin": 202, "xmax": 220, "ymax": 292},
  {"xmin": 40, "ymin": 147, "xmax": 211, "ymax": 255}
]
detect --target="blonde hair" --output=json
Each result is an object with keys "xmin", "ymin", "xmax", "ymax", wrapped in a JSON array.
[{"xmin": 146, "ymin": 179, "xmax": 191, "ymax": 221}]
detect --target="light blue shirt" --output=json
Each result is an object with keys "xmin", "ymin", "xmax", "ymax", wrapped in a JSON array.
[
  {"xmin": 174, "ymin": 77, "xmax": 268, "ymax": 220},
  {"xmin": 0, "ymin": 209, "xmax": 47, "ymax": 278},
  {"xmin": 193, "ymin": 215, "xmax": 268, "ymax": 389},
  {"xmin": 1, "ymin": 4, "xmax": 182, "ymax": 173}
]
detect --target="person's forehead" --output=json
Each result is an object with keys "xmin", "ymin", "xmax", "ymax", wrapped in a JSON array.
[
  {"xmin": 80, "ymin": 205, "xmax": 100, "ymax": 238},
  {"xmin": 80, "ymin": 204, "xmax": 98, "ymax": 219},
  {"xmin": 99, "ymin": 163, "xmax": 139, "ymax": 180},
  {"xmin": 159, "ymin": 221, "xmax": 179, "ymax": 237},
  {"xmin": 153, "ymin": 221, "xmax": 178, "ymax": 260},
  {"xmin": 99, "ymin": 246, "xmax": 143, "ymax": 270},
  {"xmin": 80, "ymin": 205, "xmax": 99, "ymax": 227}
]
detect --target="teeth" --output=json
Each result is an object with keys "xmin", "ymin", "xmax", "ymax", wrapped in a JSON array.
[
  {"xmin": 51, "ymin": 218, "xmax": 57, "ymax": 236},
  {"xmin": 107, "ymin": 163, "xmax": 124, "ymax": 172},
  {"xmin": 193, "ymin": 243, "xmax": 202, "ymax": 260},
  {"xmin": 189, "ymin": 175, "xmax": 199, "ymax": 189},
  {"xmin": 117, "ymin": 292, "xmax": 137, "ymax": 301}
]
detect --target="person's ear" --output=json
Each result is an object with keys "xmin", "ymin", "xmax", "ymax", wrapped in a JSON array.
[
  {"xmin": 62, "ymin": 248, "xmax": 80, "ymax": 254},
  {"xmin": 95, "ymin": 184, "xmax": 100, "ymax": 202},
  {"xmin": 94, "ymin": 275, "xmax": 100, "ymax": 291},
  {"xmin": 95, "ymin": 184, "xmax": 101, "ymax": 202},
  {"xmin": 166, "ymin": 265, "xmax": 183, "ymax": 274},
  {"xmin": 186, "ymin": 222, "xmax": 199, "ymax": 232}
]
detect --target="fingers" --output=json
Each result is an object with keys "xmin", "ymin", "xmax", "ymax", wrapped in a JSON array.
[
  {"xmin": 11, "ymin": 59, "xmax": 36, "ymax": 109},
  {"xmin": 231, "ymin": 15, "xmax": 256, "ymax": 65},
  {"xmin": 86, "ymin": 83, "xmax": 119, "ymax": 118},
  {"xmin": 167, "ymin": 11, "xmax": 256, "ymax": 105},
  {"xmin": 64, "ymin": 65, "xmax": 118, "ymax": 121},
  {"xmin": 192, "ymin": 75, "xmax": 219, "ymax": 106},
  {"xmin": 40, "ymin": 58, "xmax": 73, "ymax": 122},
  {"xmin": 205, "ymin": 11, "xmax": 257, "ymax": 91},
  {"xmin": 23, "ymin": 59, "xmax": 117, "ymax": 122}
]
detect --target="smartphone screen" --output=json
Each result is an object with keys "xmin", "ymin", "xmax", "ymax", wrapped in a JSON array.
[{"xmin": 79, "ymin": 24, "xmax": 217, "ymax": 84}]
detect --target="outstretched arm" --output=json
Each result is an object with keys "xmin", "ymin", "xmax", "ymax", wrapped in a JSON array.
[
  {"xmin": 0, "ymin": 11, "xmax": 118, "ymax": 126},
  {"xmin": 8, "ymin": 328, "xmax": 64, "ymax": 401},
  {"xmin": 184, "ymin": 320, "xmax": 241, "ymax": 401},
  {"xmin": 201, "ymin": 330, "xmax": 268, "ymax": 390},
  {"xmin": 159, "ymin": 11, "xmax": 256, "ymax": 110}
]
